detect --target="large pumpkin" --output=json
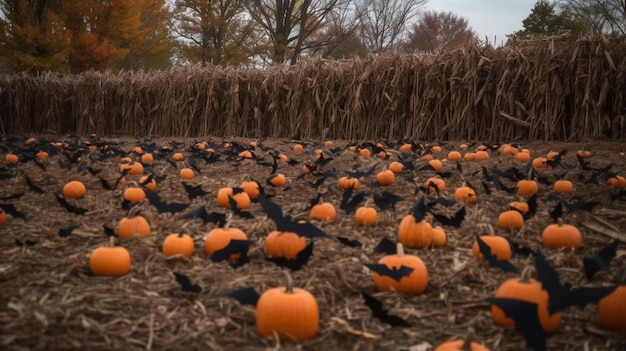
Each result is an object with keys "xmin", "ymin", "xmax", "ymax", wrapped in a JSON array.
[
  {"xmin": 397, "ymin": 214, "xmax": 433, "ymax": 249},
  {"xmin": 598, "ymin": 285, "xmax": 626, "ymax": 331},
  {"xmin": 372, "ymin": 243, "xmax": 428, "ymax": 295}
]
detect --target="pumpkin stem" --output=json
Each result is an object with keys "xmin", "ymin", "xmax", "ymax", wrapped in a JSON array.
[
  {"xmin": 283, "ymin": 270, "xmax": 294, "ymax": 294},
  {"xmin": 224, "ymin": 212, "xmax": 233, "ymax": 229},
  {"xmin": 108, "ymin": 235, "xmax": 116, "ymax": 247},
  {"xmin": 485, "ymin": 223, "xmax": 495, "ymax": 236},
  {"xmin": 460, "ymin": 327, "xmax": 476, "ymax": 350},
  {"xmin": 396, "ymin": 242, "xmax": 405, "ymax": 257},
  {"xmin": 519, "ymin": 266, "xmax": 535, "ymax": 284},
  {"xmin": 557, "ymin": 218, "xmax": 563, "ymax": 226}
]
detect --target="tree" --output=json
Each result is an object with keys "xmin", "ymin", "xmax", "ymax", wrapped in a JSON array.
[
  {"xmin": 559, "ymin": 0, "xmax": 626, "ymax": 35},
  {"xmin": 173, "ymin": 0, "xmax": 258, "ymax": 65},
  {"xmin": 246, "ymin": 0, "xmax": 350, "ymax": 65},
  {"xmin": 404, "ymin": 11, "xmax": 477, "ymax": 54},
  {"xmin": 353, "ymin": 0, "xmax": 426, "ymax": 52},
  {"xmin": 0, "ymin": 0, "xmax": 71, "ymax": 73},
  {"xmin": 512, "ymin": 0, "xmax": 588, "ymax": 38}
]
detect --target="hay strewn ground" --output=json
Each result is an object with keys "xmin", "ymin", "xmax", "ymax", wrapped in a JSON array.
[{"xmin": 1, "ymin": 136, "xmax": 625, "ymax": 350}]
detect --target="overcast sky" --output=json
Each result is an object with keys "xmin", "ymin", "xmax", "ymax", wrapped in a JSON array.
[{"xmin": 424, "ymin": 0, "xmax": 539, "ymax": 46}]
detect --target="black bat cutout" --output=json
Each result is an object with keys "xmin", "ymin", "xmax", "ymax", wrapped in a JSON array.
[
  {"xmin": 485, "ymin": 297, "xmax": 546, "ymax": 351},
  {"xmin": 173, "ymin": 272, "xmax": 202, "ymax": 293},
  {"xmin": 373, "ymin": 237, "xmax": 397, "ymax": 255},
  {"xmin": 267, "ymin": 241, "xmax": 314, "ymax": 271},
  {"xmin": 481, "ymin": 180, "xmax": 492, "ymax": 195},
  {"xmin": 535, "ymin": 252, "xmax": 617, "ymax": 314},
  {"xmin": 15, "ymin": 239, "xmax": 38, "ymax": 247},
  {"xmin": 24, "ymin": 174, "xmax": 44, "ymax": 193},
  {"xmin": 584, "ymin": 240, "xmax": 619, "ymax": 281},
  {"xmin": 410, "ymin": 196, "xmax": 428, "ymax": 222},
  {"xmin": 336, "ymin": 236, "xmax": 362, "ymax": 248},
  {"xmin": 227, "ymin": 195, "xmax": 254, "ymax": 219},
  {"xmin": 144, "ymin": 190, "xmax": 189, "ymax": 214},
  {"xmin": 181, "ymin": 207, "xmax": 226, "ymax": 226},
  {"xmin": 217, "ymin": 287, "xmax": 260, "ymax": 307},
  {"xmin": 365, "ymin": 263, "xmax": 414, "ymax": 282},
  {"xmin": 258, "ymin": 195, "xmax": 330, "ymax": 238},
  {"xmin": 361, "ymin": 291, "xmax": 411, "ymax": 327},
  {"xmin": 210, "ymin": 239, "xmax": 255, "ymax": 263},
  {"xmin": 55, "ymin": 195, "xmax": 87, "ymax": 215},
  {"xmin": 506, "ymin": 238, "xmax": 537, "ymax": 257},
  {"xmin": 59, "ymin": 224, "xmax": 80, "ymax": 237},
  {"xmin": 104, "ymin": 224, "xmax": 117, "ymax": 237},
  {"xmin": 475, "ymin": 236, "xmax": 519, "ymax": 273},
  {"xmin": 549, "ymin": 201, "xmax": 563, "ymax": 223},
  {"xmin": 525, "ymin": 194, "xmax": 538, "ymax": 220},
  {"xmin": 0, "ymin": 192, "xmax": 25, "ymax": 200},
  {"xmin": 340, "ymin": 186, "xmax": 366, "ymax": 214},
  {"xmin": 373, "ymin": 191, "xmax": 403, "ymax": 211},
  {"xmin": 0, "ymin": 203, "xmax": 27, "ymax": 219},
  {"xmin": 431, "ymin": 205, "xmax": 466, "ymax": 228}
]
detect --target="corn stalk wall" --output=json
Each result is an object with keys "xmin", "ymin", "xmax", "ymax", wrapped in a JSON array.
[{"xmin": 1, "ymin": 36, "xmax": 625, "ymax": 141}]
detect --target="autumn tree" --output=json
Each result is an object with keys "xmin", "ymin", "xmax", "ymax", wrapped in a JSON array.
[
  {"xmin": 173, "ymin": 0, "xmax": 259, "ymax": 65},
  {"xmin": 353, "ymin": 0, "xmax": 426, "ymax": 52},
  {"xmin": 559, "ymin": 0, "xmax": 626, "ymax": 34},
  {"xmin": 405, "ymin": 11, "xmax": 476, "ymax": 54},
  {"xmin": 305, "ymin": 5, "xmax": 367, "ymax": 59},
  {"xmin": 512, "ymin": 0, "xmax": 588, "ymax": 38},
  {"xmin": 246, "ymin": 0, "xmax": 351, "ymax": 65},
  {"xmin": 0, "ymin": 0, "xmax": 71, "ymax": 73}
]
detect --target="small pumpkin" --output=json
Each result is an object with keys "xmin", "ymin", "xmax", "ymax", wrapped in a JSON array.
[
  {"xmin": 553, "ymin": 179, "xmax": 573, "ymax": 194},
  {"xmin": 216, "ymin": 187, "xmax": 251, "ymax": 209},
  {"xmin": 162, "ymin": 233, "xmax": 195, "ymax": 257},
  {"xmin": 424, "ymin": 177, "xmax": 446, "ymax": 194},
  {"xmin": 172, "ymin": 152, "xmax": 185, "ymax": 161},
  {"xmin": 388, "ymin": 161, "xmax": 405, "ymax": 174},
  {"xmin": 398, "ymin": 143, "xmax": 413, "ymax": 153},
  {"xmin": 397, "ymin": 214, "xmax": 433, "ymax": 249},
  {"xmin": 372, "ymin": 243, "xmax": 429, "ymax": 295},
  {"xmin": 265, "ymin": 231, "xmax": 307, "ymax": 259},
  {"xmin": 447, "ymin": 151, "xmax": 462, "ymax": 161},
  {"xmin": 238, "ymin": 150, "xmax": 253, "ymax": 159},
  {"xmin": 123, "ymin": 187, "xmax": 146, "ymax": 203},
  {"xmin": 267, "ymin": 173, "xmax": 287, "ymax": 187},
  {"xmin": 608, "ymin": 175, "xmax": 626, "ymax": 189},
  {"xmin": 463, "ymin": 152, "xmax": 476, "ymax": 161},
  {"xmin": 36, "ymin": 151, "xmax": 49, "ymax": 161},
  {"xmin": 532, "ymin": 157, "xmax": 549, "ymax": 169},
  {"xmin": 117, "ymin": 216, "xmax": 151, "ymax": 239},
  {"xmin": 293, "ymin": 144, "xmax": 304, "ymax": 152},
  {"xmin": 5, "ymin": 153, "xmax": 18, "ymax": 164},
  {"xmin": 358, "ymin": 148, "xmax": 371, "ymax": 158},
  {"xmin": 337, "ymin": 176, "xmax": 360, "ymax": 190},
  {"xmin": 63, "ymin": 180, "xmax": 87, "ymax": 199},
  {"xmin": 204, "ymin": 227, "xmax": 248, "ymax": 262},
  {"xmin": 454, "ymin": 185, "xmax": 476, "ymax": 204},
  {"xmin": 141, "ymin": 153, "xmax": 153, "ymax": 165},
  {"xmin": 497, "ymin": 210, "xmax": 524, "ymax": 231},
  {"xmin": 256, "ymin": 272, "xmax": 319, "ymax": 342},
  {"xmin": 472, "ymin": 235, "xmax": 512, "ymax": 261},
  {"xmin": 517, "ymin": 179, "xmax": 538, "ymax": 197},
  {"xmin": 309, "ymin": 202, "xmax": 337, "ymax": 223},
  {"xmin": 90, "ymin": 244, "xmax": 132, "ymax": 277},
  {"xmin": 541, "ymin": 219, "xmax": 582, "ymax": 249},
  {"xmin": 491, "ymin": 267, "xmax": 562, "ymax": 334},
  {"xmin": 474, "ymin": 150, "xmax": 489, "ymax": 161},
  {"xmin": 376, "ymin": 170, "xmax": 395, "ymax": 186},
  {"xmin": 431, "ymin": 226, "xmax": 446, "ymax": 247},
  {"xmin": 0, "ymin": 208, "xmax": 6, "ymax": 226},
  {"xmin": 240, "ymin": 180, "xmax": 261, "ymax": 199},
  {"xmin": 598, "ymin": 284, "xmax": 626, "ymax": 331},
  {"xmin": 508, "ymin": 201, "xmax": 529, "ymax": 214},
  {"xmin": 515, "ymin": 151, "xmax": 531, "ymax": 162},
  {"xmin": 576, "ymin": 149, "xmax": 592, "ymax": 158},
  {"xmin": 428, "ymin": 159, "xmax": 443, "ymax": 171},
  {"xmin": 355, "ymin": 206, "xmax": 377, "ymax": 226},
  {"xmin": 120, "ymin": 162, "xmax": 144, "ymax": 176},
  {"xmin": 179, "ymin": 168, "xmax": 195, "ymax": 179},
  {"xmin": 433, "ymin": 329, "xmax": 490, "ymax": 351},
  {"xmin": 139, "ymin": 175, "xmax": 157, "ymax": 191}
]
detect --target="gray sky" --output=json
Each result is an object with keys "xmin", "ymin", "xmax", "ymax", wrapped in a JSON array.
[{"xmin": 424, "ymin": 0, "xmax": 538, "ymax": 45}]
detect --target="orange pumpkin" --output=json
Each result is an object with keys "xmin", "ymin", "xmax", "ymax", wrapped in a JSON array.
[
  {"xmin": 472, "ymin": 236, "xmax": 512, "ymax": 261},
  {"xmin": 514, "ymin": 151, "xmax": 531, "ymax": 162},
  {"xmin": 431, "ymin": 226, "xmax": 447, "ymax": 247},
  {"xmin": 89, "ymin": 246, "xmax": 131, "ymax": 277},
  {"xmin": 337, "ymin": 176, "xmax": 360, "ymax": 190},
  {"xmin": 376, "ymin": 170, "xmax": 395, "ymax": 186},
  {"xmin": 240, "ymin": 180, "xmax": 261, "ymax": 199},
  {"xmin": 123, "ymin": 187, "xmax": 146, "ymax": 203},
  {"xmin": 454, "ymin": 186, "xmax": 476, "ymax": 204},
  {"xmin": 517, "ymin": 180, "xmax": 538, "ymax": 197},
  {"xmin": 541, "ymin": 219, "xmax": 582, "ymax": 249},
  {"xmin": 428, "ymin": 159, "xmax": 443, "ymax": 171},
  {"xmin": 162, "ymin": 233, "xmax": 195, "ymax": 258},
  {"xmin": 447, "ymin": 151, "xmax": 462, "ymax": 161},
  {"xmin": 463, "ymin": 152, "xmax": 476, "ymax": 161},
  {"xmin": 265, "ymin": 231, "xmax": 307, "ymax": 260},
  {"xmin": 204, "ymin": 227, "xmax": 248, "ymax": 262},
  {"xmin": 172, "ymin": 152, "xmax": 184, "ymax": 161},
  {"xmin": 309, "ymin": 202, "xmax": 337, "ymax": 223},
  {"xmin": 5, "ymin": 153, "xmax": 18, "ymax": 164},
  {"xmin": 474, "ymin": 150, "xmax": 489, "ymax": 161},
  {"xmin": 397, "ymin": 214, "xmax": 433, "ymax": 249},
  {"xmin": 117, "ymin": 216, "xmax": 151, "ymax": 239},
  {"xmin": 598, "ymin": 284, "xmax": 626, "ymax": 331},
  {"xmin": 553, "ymin": 180, "xmax": 573, "ymax": 194},
  {"xmin": 139, "ymin": 175, "xmax": 157, "ymax": 191},
  {"xmin": 388, "ymin": 161, "xmax": 405, "ymax": 174},
  {"xmin": 497, "ymin": 210, "xmax": 524, "ymax": 231},
  {"xmin": 267, "ymin": 173, "xmax": 287, "ymax": 187},
  {"xmin": 372, "ymin": 243, "xmax": 428, "ymax": 295},
  {"xmin": 424, "ymin": 177, "xmax": 446, "ymax": 194},
  {"xmin": 63, "ymin": 180, "xmax": 87, "ymax": 199},
  {"xmin": 179, "ymin": 168, "xmax": 195, "ymax": 179},
  {"xmin": 608, "ymin": 175, "xmax": 626, "ymax": 189},
  {"xmin": 355, "ymin": 207, "xmax": 377, "ymax": 226},
  {"xmin": 141, "ymin": 153, "xmax": 153, "ymax": 165},
  {"xmin": 216, "ymin": 187, "xmax": 251, "ymax": 209},
  {"xmin": 358, "ymin": 148, "xmax": 371, "ymax": 158}
]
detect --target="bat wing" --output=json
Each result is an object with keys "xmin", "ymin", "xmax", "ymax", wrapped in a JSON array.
[
  {"xmin": 0, "ymin": 203, "xmax": 27, "ymax": 219},
  {"xmin": 553, "ymin": 286, "xmax": 617, "ymax": 312},
  {"xmin": 267, "ymin": 241, "xmax": 314, "ymax": 271},
  {"xmin": 584, "ymin": 240, "xmax": 618, "ymax": 280},
  {"xmin": 173, "ymin": 272, "xmax": 201, "ymax": 293},
  {"xmin": 145, "ymin": 191, "xmax": 188, "ymax": 214},
  {"xmin": 210, "ymin": 239, "xmax": 255, "ymax": 263},
  {"xmin": 58, "ymin": 224, "xmax": 80, "ymax": 237},
  {"xmin": 486, "ymin": 297, "xmax": 546, "ymax": 351},
  {"xmin": 432, "ymin": 206, "xmax": 465, "ymax": 227},
  {"xmin": 56, "ymin": 195, "xmax": 87, "ymax": 215},
  {"xmin": 365, "ymin": 263, "xmax": 414, "ymax": 281},
  {"xmin": 373, "ymin": 237, "xmax": 397, "ymax": 255},
  {"xmin": 336, "ymin": 236, "xmax": 362, "ymax": 248},
  {"xmin": 476, "ymin": 236, "xmax": 518, "ymax": 273},
  {"xmin": 361, "ymin": 292, "xmax": 410, "ymax": 327},
  {"xmin": 410, "ymin": 196, "xmax": 427, "ymax": 222},
  {"xmin": 24, "ymin": 175, "xmax": 44, "ymax": 193},
  {"xmin": 218, "ymin": 287, "xmax": 260, "ymax": 306}
]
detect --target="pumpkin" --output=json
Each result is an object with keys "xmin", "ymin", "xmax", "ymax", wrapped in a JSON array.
[
  {"xmin": 267, "ymin": 173, "xmax": 287, "ymax": 187},
  {"xmin": 546, "ymin": 151, "xmax": 559, "ymax": 160},
  {"xmin": 240, "ymin": 180, "xmax": 261, "ymax": 199},
  {"xmin": 397, "ymin": 214, "xmax": 433, "ymax": 249},
  {"xmin": 139, "ymin": 175, "xmax": 157, "ymax": 191},
  {"xmin": 388, "ymin": 161, "xmax": 405, "ymax": 174},
  {"xmin": 372, "ymin": 243, "xmax": 428, "ymax": 295},
  {"xmin": 358, "ymin": 148, "xmax": 371, "ymax": 158},
  {"xmin": 420, "ymin": 153, "xmax": 433, "ymax": 161},
  {"xmin": 90, "ymin": 245, "xmax": 131, "ymax": 277},
  {"xmin": 608, "ymin": 175, "xmax": 626, "ymax": 189},
  {"xmin": 309, "ymin": 202, "xmax": 337, "ymax": 223},
  {"xmin": 508, "ymin": 201, "xmax": 529, "ymax": 214},
  {"xmin": 472, "ymin": 236, "xmax": 512, "ymax": 261},
  {"xmin": 431, "ymin": 226, "xmax": 447, "ymax": 247},
  {"xmin": 517, "ymin": 179, "xmax": 538, "ymax": 197},
  {"xmin": 256, "ymin": 273, "xmax": 319, "ymax": 342},
  {"xmin": 179, "ymin": 168, "xmax": 195, "ymax": 179},
  {"xmin": 123, "ymin": 187, "xmax": 146, "ymax": 203},
  {"xmin": 431, "ymin": 145, "xmax": 442, "ymax": 153},
  {"xmin": 424, "ymin": 177, "xmax": 446, "ymax": 194},
  {"xmin": 459, "ymin": 143, "xmax": 468, "ymax": 150},
  {"xmin": 117, "ymin": 216, "xmax": 151, "ymax": 239},
  {"xmin": 491, "ymin": 267, "xmax": 562, "ymax": 334},
  {"xmin": 36, "ymin": 151, "xmax": 49, "ymax": 161},
  {"xmin": 576, "ymin": 149, "xmax": 592, "ymax": 158},
  {"xmin": 497, "ymin": 210, "xmax": 524, "ymax": 231},
  {"xmin": 324, "ymin": 140, "xmax": 333, "ymax": 148},
  {"xmin": 216, "ymin": 187, "xmax": 251, "ymax": 209},
  {"xmin": 553, "ymin": 180, "xmax": 573, "ymax": 194},
  {"xmin": 5, "ymin": 153, "xmax": 18, "ymax": 164},
  {"xmin": 474, "ymin": 150, "xmax": 489, "ymax": 161},
  {"xmin": 0, "ymin": 208, "xmax": 6, "ymax": 226},
  {"xmin": 204, "ymin": 227, "xmax": 248, "ymax": 262},
  {"xmin": 434, "ymin": 329, "xmax": 490, "ymax": 351},
  {"xmin": 454, "ymin": 186, "xmax": 477, "ymax": 204},
  {"xmin": 447, "ymin": 151, "xmax": 462, "ymax": 161},
  {"xmin": 293, "ymin": 144, "xmax": 304, "ymax": 152},
  {"xmin": 265, "ymin": 231, "xmax": 307, "ymax": 259},
  {"xmin": 541, "ymin": 219, "xmax": 581, "ymax": 249},
  {"xmin": 337, "ymin": 176, "xmax": 360, "ymax": 190},
  {"xmin": 428, "ymin": 159, "xmax": 443, "ymax": 171},
  {"xmin": 162, "ymin": 233, "xmax": 195, "ymax": 258},
  {"xmin": 598, "ymin": 284, "xmax": 626, "ymax": 331},
  {"xmin": 238, "ymin": 150, "xmax": 253, "ymax": 159},
  {"xmin": 63, "ymin": 180, "xmax": 87, "ymax": 199},
  {"xmin": 515, "ymin": 151, "xmax": 531, "ymax": 162},
  {"xmin": 376, "ymin": 170, "xmax": 395, "ymax": 186},
  {"xmin": 532, "ymin": 157, "xmax": 549, "ymax": 169},
  {"xmin": 463, "ymin": 152, "xmax": 476, "ymax": 161},
  {"xmin": 398, "ymin": 143, "xmax": 413, "ymax": 152},
  {"xmin": 355, "ymin": 206, "xmax": 377, "ymax": 226},
  {"xmin": 172, "ymin": 152, "xmax": 184, "ymax": 161},
  {"xmin": 120, "ymin": 162, "xmax": 144, "ymax": 176}
]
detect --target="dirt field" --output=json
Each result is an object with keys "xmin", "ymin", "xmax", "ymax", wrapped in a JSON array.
[{"xmin": 1, "ymin": 135, "xmax": 625, "ymax": 351}]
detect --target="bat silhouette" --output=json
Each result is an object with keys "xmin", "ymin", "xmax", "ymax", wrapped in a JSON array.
[
  {"xmin": 56, "ymin": 195, "xmax": 87, "ymax": 215},
  {"xmin": 144, "ymin": 190, "xmax": 189, "ymax": 214},
  {"xmin": 549, "ymin": 201, "xmax": 563, "ymax": 223},
  {"xmin": 583, "ymin": 240, "xmax": 618, "ymax": 281},
  {"xmin": 58, "ymin": 224, "xmax": 80, "ymax": 237},
  {"xmin": 267, "ymin": 241, "xmax": 314, "ymax": 271},
  {"xmin": 0, "ymin": 192, "xmax": 25, "ymax": 200},
  {"xmin": 535, "ymin": 252, "xmax": 617, "ymax": 314},
  {"xmin": 174, "ymin": 272, "xmax": 202, "ymax": 293},
  {"xmin": 365, "ymin": 263, "xmax": 414, "ymax": 282},
  {"xmin": 345, "ymin": 164, "xmax": 378, "ymax": 179},
  {"xmin": 361, "ymin": 291, "xmax": 411, "ymax": 327},
  {"xmin": 506, "ymin": 238, "xmax": 536, "ymax": 257},
  {"xmin": 373, "ymin": 237, "xmax": 397, "ymax": 255},
  {"xmin": 485, "ymin": 297, "xmax": 546, "ymax": 351},
  {"xmin": 15, "ymin": 239, "xmax": 38, "ymax": 246},
  {"xmin": 103, "ymin": 224, "xmax": 117, "ymax": 237},
  {"xmin": 181, "ymin": 207, "xmax": 226, "ymax": 226},
  {"xmin": 475, "ymin": 236, "xmax": 519, "ymax": 273},
  {"xmin": 410, "ymin": 196, "xmax": 428, "ymax": 222},
  {"xmin": 23, "ymin": 174, "xmax": 44, "ymax": 193},
  {"xmin": 258, "ymin": 195, "xmax": 329, "ymax": 238},
  {"xmin": 373, "ymin": 191, "xmax": 403, "ymax": 211},
  {"xmin": 209, "ymin": 239, "xmax": 255, "ymax": 266},
  {"xmin": 0, "ymin": 203, "xmax": 27, "ymax": 219},
  {"xmin": 336, "ymin": 236, "xmax": 362, "ymax": 248},
  {"xmin": 227, "ymin": 195, "xmax": 254, "ymax": 219},
  {"xmin": 217, "ymin": 287, "xmax": 260, "ymax": 306},
  {"xmin": 340, "ymin": 186, "xmax": 366, "ymax": 214},
  {"xmin": 431, "ymin": 205, "xmax": 466, "ymax": 228}
]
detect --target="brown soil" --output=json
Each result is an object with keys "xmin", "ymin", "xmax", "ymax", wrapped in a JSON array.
[{"xmin": 1, "ymin": 136, "xmax": 625, "ymax": 351}]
